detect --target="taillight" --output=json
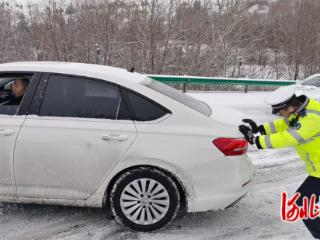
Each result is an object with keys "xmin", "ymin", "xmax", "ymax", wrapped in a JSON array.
[{"xmin": 212, "ymin": 138, "xmax": 248, "ymax": 156}]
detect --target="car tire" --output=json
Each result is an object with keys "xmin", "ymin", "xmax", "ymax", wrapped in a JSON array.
[{"xmin": 110, "ymin": 167, "xmax": 180, "ymax": 232}]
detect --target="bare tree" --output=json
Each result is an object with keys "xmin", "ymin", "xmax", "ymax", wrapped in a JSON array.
[{"xmin": 0, "ymin": 0, "xmax": 319, "ymax": 82}]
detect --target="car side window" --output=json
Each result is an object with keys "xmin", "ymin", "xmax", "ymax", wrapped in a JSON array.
[
  {"xmin": 39, "ymin": 75, "xmax": 130, "ymax": 120},
  {"xmin": 0, "ymin": 76, "xmax": 32, "ymax": 115},
  {"xmin": 123, "ymin": 88, "xmax": 169, "ymax": 121}
]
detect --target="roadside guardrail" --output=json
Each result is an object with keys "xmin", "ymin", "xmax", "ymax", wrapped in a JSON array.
[{"xmin": 146, "ymin": 74, "xmax": 296, "ymax": 92}]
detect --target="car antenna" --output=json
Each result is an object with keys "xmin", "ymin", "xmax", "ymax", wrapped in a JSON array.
[{"xmin": 128, "ymin": 66, "xmax": 135, "ymax": 73}]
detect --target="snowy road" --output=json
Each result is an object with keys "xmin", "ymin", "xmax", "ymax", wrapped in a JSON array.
[{"xmin": 0, "ymin": 91, "xmax": 314, "ymax": 240}]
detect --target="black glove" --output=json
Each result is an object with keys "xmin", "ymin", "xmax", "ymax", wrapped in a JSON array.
[
  {"xmin": 239, "ymin": 125, "xmax": 255, "ymax": 145},
  {"xmin": 242, "ymin": 119, "xmax": 260, "ymax": 133}
]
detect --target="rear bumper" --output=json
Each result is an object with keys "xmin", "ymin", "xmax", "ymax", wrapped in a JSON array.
[{"xmin": 187, "ymin": 154, "xmax": 253, "ymax": 212}]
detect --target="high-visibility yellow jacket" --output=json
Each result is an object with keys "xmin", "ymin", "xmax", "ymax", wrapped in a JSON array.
[{"xmin": 256, "ymin": 96, "xmax": 320, "ymax": 178}]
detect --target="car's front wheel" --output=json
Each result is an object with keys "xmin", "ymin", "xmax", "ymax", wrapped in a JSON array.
[{"xmin": 110, "ymin": 167, "xmax": 180, "ymax": 232}]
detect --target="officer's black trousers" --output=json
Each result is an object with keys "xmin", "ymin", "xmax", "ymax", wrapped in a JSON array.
[{"xmin": 296, "ymin": 176, "xmax": 320, "ymax": 239}]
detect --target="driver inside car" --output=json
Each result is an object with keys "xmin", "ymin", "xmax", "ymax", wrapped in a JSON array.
[{"xmin": 0, "ymin": 78, "xmax": 29, "ymax": 105}]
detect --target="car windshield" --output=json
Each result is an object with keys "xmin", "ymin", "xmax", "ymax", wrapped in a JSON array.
[
  {"xmin": 301, "ymin": 75, "xmax": 320, "ymax": 87},
  {"xmin": 144, "ymin": 78, "xmax": 212, "ymax": 117}
]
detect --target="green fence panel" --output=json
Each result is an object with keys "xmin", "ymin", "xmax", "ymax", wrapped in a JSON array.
[{"xmin": 146, "ymin": 74, "xmax": 296, "ymax": 86}]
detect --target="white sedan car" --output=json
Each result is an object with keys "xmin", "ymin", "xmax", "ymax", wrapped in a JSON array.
[{"xmin": 0, "ymin": 62, "xmax": 253, "ymax": 232}]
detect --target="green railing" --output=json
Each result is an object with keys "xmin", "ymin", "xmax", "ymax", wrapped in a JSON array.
[{"xmin": 146, "ymin": 74, "xmax": 296, "ymax": 92}]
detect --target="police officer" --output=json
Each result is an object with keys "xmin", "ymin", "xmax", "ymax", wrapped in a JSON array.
[
  {"xmin": 0, "ymin": 78, "xmax": 29, "ymax": 105},
  {"xmin": 239, "ymin": 85, "xmax": 320, "ymax": 239}
]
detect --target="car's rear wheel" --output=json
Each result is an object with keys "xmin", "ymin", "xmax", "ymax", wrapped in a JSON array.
[{"xmin": 110, "ymin": 167, "xmax": 180, "ymax": 232}]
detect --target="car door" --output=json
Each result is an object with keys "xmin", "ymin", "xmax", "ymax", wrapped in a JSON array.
[
  {"xmin": 14, "ymin": 74, "xmax": 137, "ymax": 200},
  {"xmin": 0, "ymin": 73, "xmax": 41, "ymax": 198},
  {"xmin": 0, "ymin": 111, "xmax": 23, "ymax": 198}
]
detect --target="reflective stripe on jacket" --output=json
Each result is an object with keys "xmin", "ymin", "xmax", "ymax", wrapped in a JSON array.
[{"xmin": 257, "ymin": 97, "xmax": 320, "ymax": 178}]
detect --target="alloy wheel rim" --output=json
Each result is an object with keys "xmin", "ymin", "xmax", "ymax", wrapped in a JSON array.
[{"xmin": 120, "ymin": 178, "xmax": 170, "ymax": 225}]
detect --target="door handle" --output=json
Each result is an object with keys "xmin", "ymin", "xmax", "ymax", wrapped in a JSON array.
[
  {"xmin": 0, "ymin": 129, "xmax": 15, "ymax": 136},
  {"xmin": 102, "ymin": 134, "xmax": 128, "ymax": 141}
]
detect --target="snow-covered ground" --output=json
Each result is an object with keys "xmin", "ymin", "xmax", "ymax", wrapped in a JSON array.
[{"xmin": 0, "ymin": 91, "xmax": 313, "ymax": 240}]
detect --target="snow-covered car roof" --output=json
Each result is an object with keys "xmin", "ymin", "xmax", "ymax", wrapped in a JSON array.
[{"xmin": 0, "ymin": 61, "xmax": 150, "ymax": 85}]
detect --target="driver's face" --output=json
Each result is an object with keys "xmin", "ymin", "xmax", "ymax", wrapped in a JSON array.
[{"xmin": 12, "ymin": 79, "xmax": 27, "ymax": 98}]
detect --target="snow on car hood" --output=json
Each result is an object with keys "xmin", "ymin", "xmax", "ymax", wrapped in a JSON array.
[{"xmin": 210, "ymin": 105, "xmax": 244, "ymax": 126}]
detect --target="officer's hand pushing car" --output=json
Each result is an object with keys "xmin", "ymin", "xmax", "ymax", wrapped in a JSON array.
[{"xmin": 239, "ymin": 85, "xmax": 320, "ymax": 239}]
